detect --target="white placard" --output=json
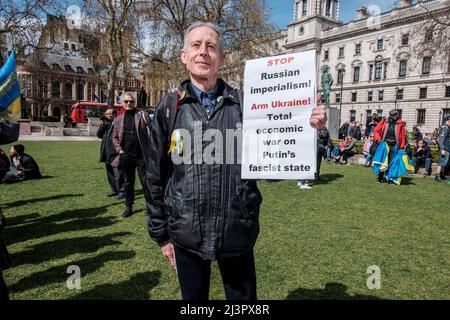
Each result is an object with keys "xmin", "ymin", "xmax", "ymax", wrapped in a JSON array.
[{"xmin": 241, "ymin": 50, "xmax": 317, "ymax": 180}]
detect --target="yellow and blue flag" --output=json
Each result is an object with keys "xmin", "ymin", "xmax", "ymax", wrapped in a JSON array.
[{"xmin": 0, "ymin": 50, "xmax": 21, "ymax": 122}]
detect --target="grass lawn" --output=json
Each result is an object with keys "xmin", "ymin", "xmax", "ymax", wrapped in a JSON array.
[{"xmin": 0, "ymin": 141, "xmax": 449, "ymax": 300}]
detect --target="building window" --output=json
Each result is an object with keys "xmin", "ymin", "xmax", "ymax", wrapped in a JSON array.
[
  {"xmin": 399, "ymin": 60, "xmax": 407, "ymax": 77},
  {"xmin": 377, "ymin": 39, "xmax": 384, "ymax": 51},
  {"xmin": 71, "ymin": 43, "xmax": 76, "ymax": 51},
  {"xmin": 383, "ymin": 62, "xmax": 388, "ymax": 79},
  {"xmin": 417, "ymin": 109, "xmax": 426, "ymax": 125},
  {"xmin": 351, "ymin": 92, "xmax": 357, "ymax": 102},
  {"xmin": 375, "ymin": 61, "xmax": 383, "ymax": 80},
  {"xmin": 64, "ymin": 82, "xmax": 72, "ymax": 99},
  {"xmin": 324, "ymin": 50, "xmax": 329, "ymax": 60},
  {"xmin": 77, "ymin": 83, "xmax": 84, "ymax": 100},
  {"xmin": 419, "ymin": 87, "xmax": 427, "ymax": 99},
  {"xmin": 445, "ymin": 86, "xmax": 450, "ymax": 98},
  {"xmin": 337, "ymin": 69, "xmax": 344, "ymax": 84},
  {"xmin": 302, "ymin": 0, "xmax": 307, "ymax": 15},
  {"xmin": 350, "ymin": 110, "xmax": 356, "ymax": 122},
  {"xmin": 368, "ymin": 91, "xmax": 373, "ymax": 101},
  {"xmin": 369, "ymin": 64, "xmax": 373, "ymax": 80},
  {"xmin": 353, "ymin": 67, "xmax": 360, "ymax": 82},
  {"xmin": 64, "ymin": 42, "xmax": 69, "ymax": 51},
  {"xmin": 325, "ymin": 0, "xmax": 331, "ymax": 16},
  {"xmin": 355, "ymin": 44, "xmax": 361, "ymax": 55},
  {"xmin": 51, "ymin": 81, "xmax": 60, "ymax": 98},
  {"xmin": 339, "ymin": 47, "xmax": 344, "ymax": 58},
  {"xmin": 425, "ymin": 28, "xmax": 433, "ymax": 42},
  {"xmin": 295, "ymin": 1, "xmax": 299, "ymax": 18},
  {"xmin": 336, "ymin": 93, "xmax": 341, "ymax": 103},
  {"xmin": 402, "ymin": 34, "xmax": 409, "ymax": 46},
  {"xmin": 379, "ymin": 90, "xmax": 384, "ymax": 101},
  {"xmin": 396, "ymin": 89, "xmax": 404, "ymax": 100},
  {"xmin": 422, "ymin": 57, "xmax": 431, "ymax": 75}
]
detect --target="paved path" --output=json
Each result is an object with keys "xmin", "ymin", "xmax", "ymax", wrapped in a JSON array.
[{"xmin": 18, "ymin": 135, "xmax": 100, "ymax": 141}]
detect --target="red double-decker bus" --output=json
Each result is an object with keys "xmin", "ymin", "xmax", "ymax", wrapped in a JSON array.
[{"xmin": 70, "ymin": 101, "xmax": 125, "ymax": 124}]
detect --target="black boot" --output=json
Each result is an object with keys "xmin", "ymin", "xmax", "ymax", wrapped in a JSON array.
[{"xmin": 122, "ymin": 206, "xmax": 133, "ymax": 218}]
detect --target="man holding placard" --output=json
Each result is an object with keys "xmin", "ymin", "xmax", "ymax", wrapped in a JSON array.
[{"xmin": 147, "ymin": 21, "xmax": 326, "ymax": 300}]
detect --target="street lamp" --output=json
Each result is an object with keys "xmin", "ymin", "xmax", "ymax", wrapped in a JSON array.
[
  {"xmin": 439, "ymin": 109, "xmax": 442, "ymax": 127},
  {"xmin": 394, "ymin": 86, "xmax": 399, "ymax": 110},
  {"xmin": 338, "ymin": 67, "xmax": 346, "ymax": 130}
]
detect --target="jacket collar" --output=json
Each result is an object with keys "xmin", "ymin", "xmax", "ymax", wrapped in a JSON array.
[{"xmin": 178, "ymin": 78, "xmax": 239, "ymax": 105}]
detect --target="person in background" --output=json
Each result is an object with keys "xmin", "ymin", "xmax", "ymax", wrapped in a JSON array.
[
  {"xmin": 0, "ymin": 148, "xmax": 9, "ymax": 182},
  {"xmin": 372, "ymin": 109, "xmax": 407, "ymax": 183},
  {"xmin": 366, "ymin": 113, "xmax": 379, "ymax": 137},
  {"xmin": 316, "ymin": 126, "xmax": 331, "ymax": 180},
  {"xmin": 5, "ymin": 144, "xmax": 42, "ymax": 183},
  {"xmin": 435, "ymin": 116, "xmax": 450, "ymax": 182},
  {"xmin": 411, "ymin": 139, "xmax": 433, "ymax": 176},
  {"xmin": 340, "ymin": 135, "xmax": 357, "ymax": 165},
  {"xmin": 97, "ymin": 108, "xmax": 124, "ymax": 199},
  {"xmin": 111, "ymin": 92, "xmax": 152, "ymax": 218},
  {"xmin": 363, "ymin": 133, "xmax": 375, "ymax": 167}
]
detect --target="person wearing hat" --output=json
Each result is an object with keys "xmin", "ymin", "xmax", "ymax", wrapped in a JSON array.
[
  {"xmin": 435, "ymin": 115, "xmax": 450, "ymax": 182},
  {"xmin": 6, "ymin": 144, "xmax": 42, "ymax": 182},
  {"xmin": 373, "ymin": 109, "xmax": 407, "ymax": 183}
]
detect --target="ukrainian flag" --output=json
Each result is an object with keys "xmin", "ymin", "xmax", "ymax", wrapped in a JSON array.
[{"xmin": 0, "ymin": 50, "xmax": 21, "ymax": 122}]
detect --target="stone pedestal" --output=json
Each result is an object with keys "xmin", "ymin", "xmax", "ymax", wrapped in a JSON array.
[{"xmin": 19, "ymin": 119, "xmax": 31, "ymax": 135}]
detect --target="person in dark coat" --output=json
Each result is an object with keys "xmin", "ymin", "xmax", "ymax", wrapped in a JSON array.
[
  {"xmin": 97, "ymin": 108, "xmax": 124, "ymax": 199},
  {"xmin": 0, "ymin": 208, "xmax": 11, "ymax": 300},
  {"xmin": 147, "ymin": 21, "xmax": 328, "ymax": 301},
  {"xmin": 0, "ymin": 148, "xmax": 9, "ymax": 182},
  {"xmin": 5, "ymin": 144, "xmax": 42, "ymax": 183},
  {"xmin": 411, "ymin": 139, "xmax": 432, "ymax": 176}
]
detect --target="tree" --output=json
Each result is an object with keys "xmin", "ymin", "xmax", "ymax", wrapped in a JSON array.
[
  {"xmin": 82, "ymin": 0, "xmax": 135, "ymax": 107},
  {"xmin": 0, "ymin": 0, "xmax": 64, "ymax": 64}
]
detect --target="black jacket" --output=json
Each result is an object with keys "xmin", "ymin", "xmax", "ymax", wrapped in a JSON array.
[
  {"xmin": 317, "ymin": 127, "xmax": 331, "ymax": 149},
  {"xmin": 11, "ymin": 153, "xmax": 42, "ymax": 180},
  {"xmin": 97, "ymin": 121, "xmax": 117, "ymax": 164},
  {"xmin": 147, "ymin": 79, "xmax": 262, "ymax": 260},
  {"xmin": 413, "ymin": 143, "xmax": 432, "ymax": 160}
]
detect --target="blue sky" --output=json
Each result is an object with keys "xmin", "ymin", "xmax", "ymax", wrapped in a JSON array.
[{"xmin": 267, "ymin": 0, "xmax": 398, "ymax": 29}]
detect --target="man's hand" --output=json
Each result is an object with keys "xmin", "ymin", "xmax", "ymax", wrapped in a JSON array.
[
  {"xmin": 161, "ymin": 242, "xmax": 176, "ymax": 269},
  {"xmin": 310, "ymin": 94, "xmax": 327, "ymax": 129},
  {"xmin": 441, "ymin": 150, "xmax": 447, "ymax": 156},
  {"xmin": 118, "ymin": 150, "xmax": 124, "ymax": 155}
]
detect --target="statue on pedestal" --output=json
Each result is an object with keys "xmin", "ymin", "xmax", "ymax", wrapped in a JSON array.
[{"xmin": 321, "ymin": 65, "xmax": 333, "ymax": 109}]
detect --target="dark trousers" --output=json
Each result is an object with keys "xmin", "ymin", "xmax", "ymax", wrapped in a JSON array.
[
  {"xmin": 342, "ymin": 150, "xmax": 356, "ymax": 162},
  {"xmin": 106, "ymin": 163, "xmax": 123, "ymax": 194},
  {"xmin": 412, "ymin": 157, "xmax": 432, "ymax": 175},
  {"xmin": 0, "ymin": 272, "xmax": 9, "ymax": 301},
  {"xmin": 316, "ymin": 147, "xmax": 324, "ymax": 178},
  {"xmin": 378, "ymin": 146, "xmax": 396, "ymax": 181},
  {"xmin": 174, "ymin": 245, "xmax": 257, "ymax": 301},
  {"xmin": 120, "ymin": 156, "xmax": 148, "ymax": 209}
]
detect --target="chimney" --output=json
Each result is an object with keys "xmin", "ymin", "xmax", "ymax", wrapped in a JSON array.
[
  {"xmin": 356, "ymin": 7, "xmax": 368, "ymax": 20},
  {"xmin": 398, "ymin": 0, "xmax": 413, "ymax": 8}
]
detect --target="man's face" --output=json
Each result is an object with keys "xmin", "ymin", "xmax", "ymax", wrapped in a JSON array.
[
  {"xmin": 10, "ymin": 146, "xmax": 16, "ymax": 156},
  {"xmin": 122, "ymin": 95, "xmax": 136, "ymax": 110},
  {"xmin": 104, "ymin": 109, "xmax": 115, "ymax": 120},
  {"xmin": 181, "ymin": 26, "xmax": 224, "ymax": 82},
  {"xmin": 418, "ymin": 141, "xmax": 424, "ymax": 148}
]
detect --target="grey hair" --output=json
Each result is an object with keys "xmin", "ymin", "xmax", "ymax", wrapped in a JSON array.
[
  {"xmin": 183, "ymin": 21, "xmax": 224, "ymax": 54},
  {"xmin": 122, "ymin": 92, "xmax": 136, "ymax": 101}
]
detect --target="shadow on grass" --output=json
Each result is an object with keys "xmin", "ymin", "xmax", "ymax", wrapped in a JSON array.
[
  {"xmin": 9, "ymin": 250, "xmax": 136, "ymax": 293},
  {"xmin": 2, "ymin": 194, "xmax": 84, "ymax": 209},
  {"xmin": 69, "ymin": 271, "xmax": 161, "ymax": 300},
  {"xmin": 4, "ymin": 205, "xmax": 118, "ymax": 245},
  {"xmin": 286, "ymin": 282, "xmax": 384, "ymax": 300},
  {"xmin": 10, "ymin": 232, "xmax": 131, "ymax": 267},
  {"xmin": 313, "ymin": 173, "xmax": 344, "ymax": 185}
]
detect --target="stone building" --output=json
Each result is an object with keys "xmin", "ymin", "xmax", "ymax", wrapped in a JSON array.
[
  {"xmin": 16, "ymin": 15, "xmax": 144, "ymax": 121},
  {"xmin": 286, "ymin": 0, "xmax": 450, "ymax": 135}
]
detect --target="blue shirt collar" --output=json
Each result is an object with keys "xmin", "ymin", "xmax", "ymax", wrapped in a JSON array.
[{"xmin": 191, "ymin": 82, "xmax": 219, "ymax": 103}]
